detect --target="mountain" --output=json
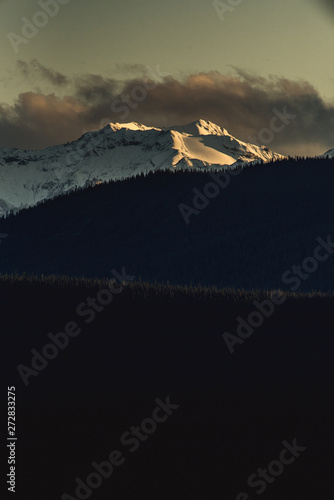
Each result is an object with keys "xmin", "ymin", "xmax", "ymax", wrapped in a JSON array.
[
  {"xmin": 1, "ymin": 156, "xmax": 334, "ymax": 292},
  {"xmin": 320, "ymin": 148, "xmax": 334, "ymax": 159},
  {"xmin": 0, "ymin": 119, "xmax": 285, "ymax": 217}
]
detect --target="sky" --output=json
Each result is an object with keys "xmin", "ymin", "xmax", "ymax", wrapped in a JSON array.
[{"xmin": 0, "ymin": 0, "xmax": 333, "ymax": 155}]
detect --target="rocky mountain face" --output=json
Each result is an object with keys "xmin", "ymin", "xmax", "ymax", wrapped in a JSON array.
[{"xmin": 0, "ymin": 119, "xmax": 287, "ymax": 217}]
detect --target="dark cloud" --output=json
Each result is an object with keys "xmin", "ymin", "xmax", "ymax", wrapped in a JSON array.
[
  {"xmin": 17, "ymin": 59, "xmax": 68, "ymax": 87},
  {"xmin": 317, "ymin": 0, "xmax": 334, "ymax": 13},
  {"xmin": 74, "ymin": 74, "xmax": 119, "ymax": 104},
  {"xmin": 0, "ymin": 92, "xmax": 90, "ymax": 150},
  {"xmin": 0, "ymin": 61, "xmax": 333, "ymax": 155},
  {"xmin": 113, "ymin": 63, "xmax": 148, "ymax": 76}
]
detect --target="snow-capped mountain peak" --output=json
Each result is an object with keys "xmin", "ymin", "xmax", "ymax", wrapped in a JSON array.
[
  {"xmin": 0, "ymin": 120, "xmax": 285, "ymax": 217},
  {"xmin": 107, "ymin": 122, "xmax": 158, "ymax": 133},
  {"xmin": 168, "ymin": 119, "xmax": 229, "ymax": 137}
]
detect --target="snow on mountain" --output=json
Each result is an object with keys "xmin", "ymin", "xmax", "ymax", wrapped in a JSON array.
[
  {"xmin": 0, "ymin": 120, "xmax": 285, "ymax": 217},
  {"xmin": 169, "ymin": 119, "xmax": 230, "ymax": 137},
  {"xmin": 320, "ymin": 148, "xmax": 334, "ymax": 159}
]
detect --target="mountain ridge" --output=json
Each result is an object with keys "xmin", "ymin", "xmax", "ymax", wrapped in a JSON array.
[
  {"xmin": 1, "ymin": 156, "xmax": 334, "ymax": 292},
  {"xmin": 0, "ymin": 119, "xmax": 285, "ymax": 217}
]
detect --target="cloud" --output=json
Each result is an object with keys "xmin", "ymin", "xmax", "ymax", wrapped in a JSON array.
[
  {"xmin": 317, "ymin": 0, "xmax": 334, "ymax": 13},
  {"xmin": 1, "ymin": 61, "xmax": 333, "ymax": 155},
  {"xmin": 17, "ymin": 59, "xmax": 69, "ymax": 87},
  {"xmin": 113, "ymin": 63, "xmax": 148, "ymax": 76},
  {"xmin": 74, "ymin": 74, "xmax": 119, "ymax": 105},
  {"xmin": 0, "ymin": 93, "xmax": 90, "ymax": 150}
]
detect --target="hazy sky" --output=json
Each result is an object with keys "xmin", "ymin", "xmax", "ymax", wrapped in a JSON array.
[{"xmin": 0, "ymin": 0, "xmax": 333, "ymax": 155}]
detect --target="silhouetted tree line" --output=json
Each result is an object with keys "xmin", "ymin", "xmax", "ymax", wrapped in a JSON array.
[{"xmin": 1, "ymin": 156, "xmax": 334, "ymax": 292}]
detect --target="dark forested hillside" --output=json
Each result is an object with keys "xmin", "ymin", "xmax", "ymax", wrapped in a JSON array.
[
  {"xmin": 1, "ymin": 275, "xmax": 333, "ymax": 500},
  {"xmin": 1, "ymin": 157, "xmax": 334, "ymax": 291}
]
